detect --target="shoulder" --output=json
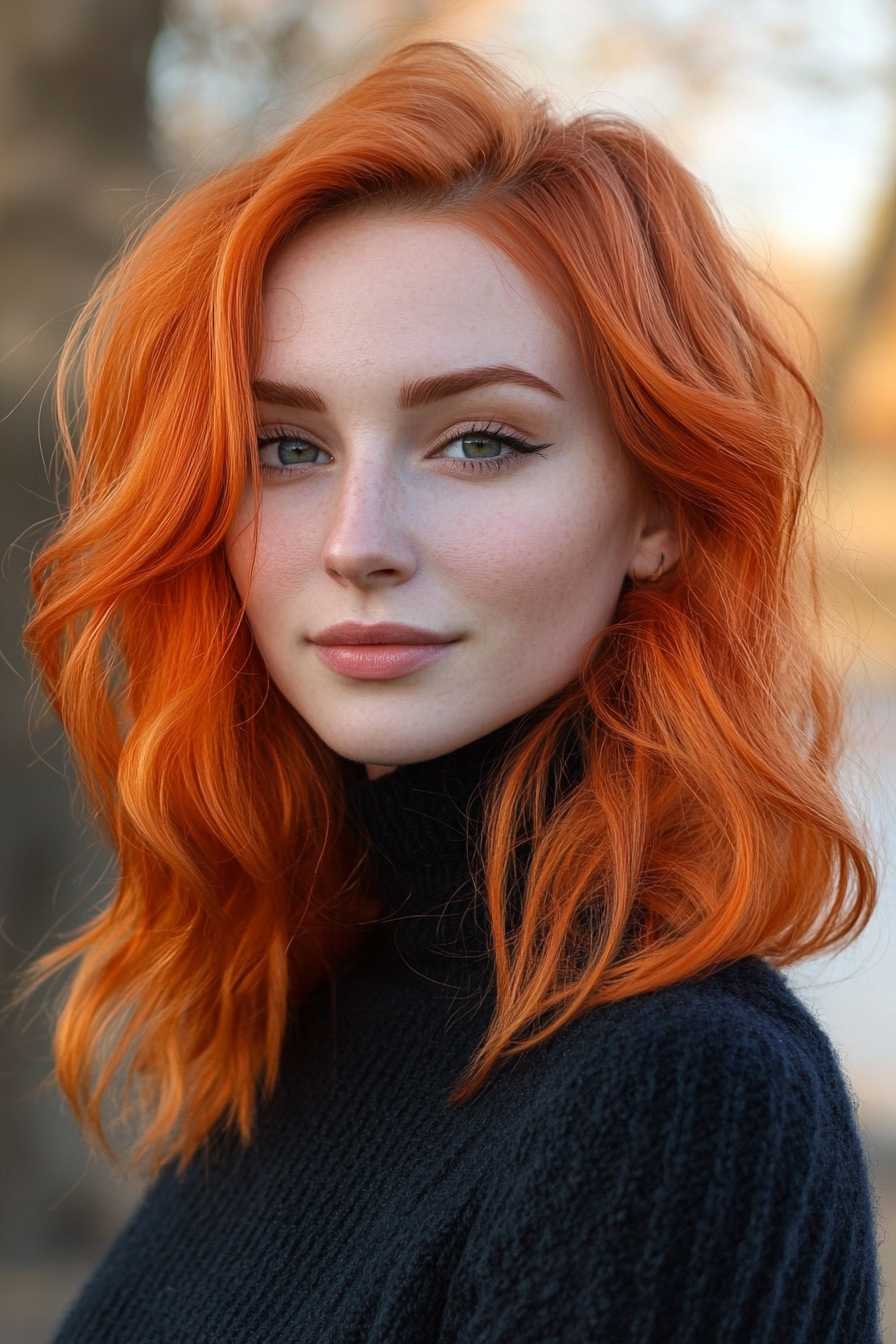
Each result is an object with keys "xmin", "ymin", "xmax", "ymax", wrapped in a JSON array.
[
  {"xmin": 458, "ymin": 965, "xmax": 879, "ymax": 1342},
  {"xmin": 520, "ymin": 958, "xmax": 861, "ymax": 1172},
  {"xmin": 489, "ymin": 957, "xmax": 873, "ymax": 1274},
  {"xmin": 559, "ymin": 957, "xmax": 844, "ymax": 1086}
]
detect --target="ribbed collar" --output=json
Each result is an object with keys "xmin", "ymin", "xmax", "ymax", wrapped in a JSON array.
[{"xmin": 345, "ymin": 719, "xmax": 528, "ymax": 970}]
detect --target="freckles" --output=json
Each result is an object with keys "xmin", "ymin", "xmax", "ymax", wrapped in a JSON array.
[
  {"xmin": 433, "ymin": 518, "xmax": 561, "ymax": 625},
  {"xmin": 446, "ymin": 479, "xmax": 630, "ymax": 635},
  {"xmin": 228, "ymin": 498, "xmax": 318, "ymax": 614},
  {"xmin": 255, "ymin": 528, "xmax": 317, "ymax": 599}
]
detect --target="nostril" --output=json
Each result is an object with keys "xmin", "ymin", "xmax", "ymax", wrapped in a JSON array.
[{"xmin": 322, "ymin": 535, "xmax": 417, "ymax": 587}]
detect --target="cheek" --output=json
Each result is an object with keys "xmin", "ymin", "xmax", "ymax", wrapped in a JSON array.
[
  {"xmin": 224, "ymin": 499, "xmax": 254, "ymax": 600},
  {"xmin": 225, "ymin": 492, "xmax": 319, "ymax": 614},
  {"xmin": 437, "ymin": 468, "xmax": 636, "ymax": 645}
]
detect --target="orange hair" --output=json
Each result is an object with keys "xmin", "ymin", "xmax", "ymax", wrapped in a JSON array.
[{"xmin": 27, "ymin": 42, "xmax": 874, "ymax": 1169}]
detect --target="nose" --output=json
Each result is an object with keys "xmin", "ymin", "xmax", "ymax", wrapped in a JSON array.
[{"xmin": 321, "ymin": 458, "xmax": 417, "ymax": 589}]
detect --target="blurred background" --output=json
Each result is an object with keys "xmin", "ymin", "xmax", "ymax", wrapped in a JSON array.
[{"xmin": 1, "ymin": 0, "xmax": 894, "ymax": 1339}]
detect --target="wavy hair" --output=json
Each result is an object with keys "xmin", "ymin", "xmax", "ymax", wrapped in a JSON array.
[{"xmin": 27, "ymin": 41, "xmax": 875, "ymax": 1168}]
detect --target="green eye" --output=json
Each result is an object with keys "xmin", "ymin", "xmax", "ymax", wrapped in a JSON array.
[
  {"xmin": 258, "ymin": 437, "xmax": 332, "ymax": 467},
  {"xmin": 443, "ymin": 433, "xmax": 504, "ymax": 460},
  {"xmin": 277, "ymin": 440, "xmax": 324, "ymax": 464}
]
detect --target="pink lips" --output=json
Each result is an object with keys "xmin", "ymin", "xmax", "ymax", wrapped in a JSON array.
[{"xmin": 311, "ymin": 621, "xmax": 459, "ymax": 680}]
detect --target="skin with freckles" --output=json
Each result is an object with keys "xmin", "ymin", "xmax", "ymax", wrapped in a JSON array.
[{"xmin": 225, "ymin": 215, "xmax": 677, "ymax": 774}]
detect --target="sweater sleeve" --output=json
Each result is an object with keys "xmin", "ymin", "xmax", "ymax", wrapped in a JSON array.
[{"xmin": 441, "ymin": 988, "xmax": 881, "ymax": 1344}]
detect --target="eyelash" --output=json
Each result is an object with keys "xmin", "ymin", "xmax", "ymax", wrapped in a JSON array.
[
  {"xmin": 431, "ymin": 422, "xmax": 553, "ymax": 473},
  {"xmin": 255, "ymin": 425, "xmax": 325, "ymax": 478},
  {"xmin": 254, "ymin": 421, "xmax": 553, "ymax": 478}
]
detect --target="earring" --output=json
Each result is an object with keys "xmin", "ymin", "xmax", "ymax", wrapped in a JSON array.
[{"xmin": 645, "ymin": 552, "xmax": 665, "ymax": 582}]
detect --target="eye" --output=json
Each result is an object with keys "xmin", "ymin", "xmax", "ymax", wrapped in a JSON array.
[
  {"xmin": 440, "ymin": 432, "xmax": 506, "ymax": 460},
  {"xmin": 435, "ymin": 426, "xmax": 550, "ymax": 465},
  {"xmin": 257, "ymin": 434, "xmax": 333, "ymax": 469}
]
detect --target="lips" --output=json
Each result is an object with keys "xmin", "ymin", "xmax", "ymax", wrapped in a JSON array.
[{"xmin": 310, "ymin": 622, "xmax": 459, "ymax": 680}]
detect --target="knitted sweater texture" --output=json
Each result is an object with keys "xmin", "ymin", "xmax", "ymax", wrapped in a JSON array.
[{"xmin": 55, "ymin": 729, "xmax": 881, "ymax": 1343}]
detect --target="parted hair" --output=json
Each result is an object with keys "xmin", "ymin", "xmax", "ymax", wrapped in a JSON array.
[{"xmin": 27, "ymin": 41, "xmax": 874, "ymax": 1169}]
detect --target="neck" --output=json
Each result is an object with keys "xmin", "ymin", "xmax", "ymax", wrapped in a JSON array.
[
  {"xmin": 364, "ymin": 762, "xmax": 397, "ymax": 780},
  {"xmin": 345, "ymin": 717, "xmax": 532, "ymax": 970}
]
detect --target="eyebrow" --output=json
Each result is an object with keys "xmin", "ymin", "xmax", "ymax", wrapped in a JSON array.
[
  {"xmin": 398, "ymin": 364, "xmax": 563, "ymax": 408},
  {"xmin": 252, "ymin": 365, "xmax": 562, "ymax": 415},
  {"xmin": 252, "ymin": 379, "xmax": 327, "ymax": 413}
]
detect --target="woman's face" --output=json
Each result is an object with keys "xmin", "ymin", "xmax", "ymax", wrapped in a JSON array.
[{"xmin": 226, "ymin": 215, "xmax": 673, "ymax": 771}]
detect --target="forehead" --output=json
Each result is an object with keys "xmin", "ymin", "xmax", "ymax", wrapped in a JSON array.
[{"xmin": 259, "ymin": 214, "xmax": 576, "ymax": 384}]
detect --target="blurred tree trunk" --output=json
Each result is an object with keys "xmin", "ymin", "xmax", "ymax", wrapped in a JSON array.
[
  {"xmin": 822, "ymin": 165, "xmax": 896, "ymax": 451},
  {"xmin": 0, "ymin": 0, "xmax": 165, "ymax": 390},
  {"xmin": 0, "ymin": 0, "xmax": 164, "ymax": 1260}
]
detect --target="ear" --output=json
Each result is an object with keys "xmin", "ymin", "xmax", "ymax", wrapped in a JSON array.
[{"xmin": 627, "ymin": 507, "xmax": 680, "ymax": 583}]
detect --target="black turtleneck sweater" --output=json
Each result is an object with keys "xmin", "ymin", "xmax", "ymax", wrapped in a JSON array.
[{"xmin": 54, "ymin": 729, "xmax": 880, "ymax": 1343}]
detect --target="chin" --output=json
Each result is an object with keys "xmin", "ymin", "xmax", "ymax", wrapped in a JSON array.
[{"xmin": 301, "ymin": 702, "xmax": 510, "ymax": 769}]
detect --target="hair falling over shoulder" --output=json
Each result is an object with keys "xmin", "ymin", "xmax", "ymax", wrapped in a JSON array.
[{"xmin": 26, "ymin": 41, "xmax": 875, "ymax": 1169}]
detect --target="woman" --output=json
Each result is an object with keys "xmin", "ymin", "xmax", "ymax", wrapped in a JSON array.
[{"xmin": 29, "ymin": 41, "xmax": 880, "ymax": 1343}]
